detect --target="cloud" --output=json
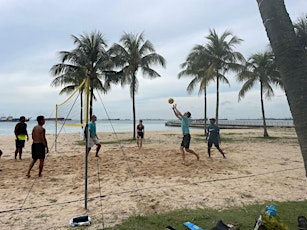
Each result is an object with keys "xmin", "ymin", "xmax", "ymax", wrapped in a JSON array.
[{"xmin": 0, "ymin": 0, "xmax": 303, "ymax": 119}]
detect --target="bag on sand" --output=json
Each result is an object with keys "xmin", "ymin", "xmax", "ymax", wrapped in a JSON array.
[{"xmin": 254, "ymin": 205, "xmax": 289, "ymax": 230}]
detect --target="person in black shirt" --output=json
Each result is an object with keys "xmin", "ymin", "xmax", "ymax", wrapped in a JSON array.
[
  {"xmin": 14, "ymin": 116, "xmax": 29, "ymax": 160},
  {"xmin": 136, "ymin": 120, "xmax": 144, "ymax": 149}
]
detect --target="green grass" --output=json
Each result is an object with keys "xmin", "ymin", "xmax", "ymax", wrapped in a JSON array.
[{"xmin": 102, "ymin": 200, "xmax": 307, "ymax": 229}]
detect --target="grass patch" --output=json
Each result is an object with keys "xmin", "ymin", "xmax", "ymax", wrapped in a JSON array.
[{"xmin": 103, "ymin": 200, "xmax": 307, "ymax": 230}]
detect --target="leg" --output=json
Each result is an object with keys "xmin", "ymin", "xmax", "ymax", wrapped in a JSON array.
[
  {"xmin": 19, "ymin": 148, "xmax": 23, "ymax": 159},
  {"xmin": 208, "ymin": 146, "xmax": 211, "ymax": 157},
  {"xmin": 185, "ymin": 148, "xmax": 199, "ymax": 160},
  {"xmin": 27, "ymin": 159, "xmax": 38, "ymax": 177},
  {"xmin": 136, "ymin": 137, "xmax": 140, "ymax": 148},
  {"xmin": 38, "ymin": 159, "xmax": 45, "ymax": 177},
  {"xmin": 180, "ymin": 146, "xmax": 186, "ymax": 164},
  {"xmin": 15, "ymin": 148, "xmax": 19, "ymax": 160},
  {"xmin": 139, "ymin": 138, "xmax": 143, "ymax": 149},
  {"xmin": 95, "ymin": 144, "xmax": 101, "ymax": 157},
  {"xmin": 217, "ymin": 147, "xmax": 226, "ymax": 158}
]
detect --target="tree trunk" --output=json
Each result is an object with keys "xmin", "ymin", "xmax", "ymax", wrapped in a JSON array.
[
  {"xmin": 132, "ymin": 76, "xmax": 136, "ymax": 140},
  {"xmin": 260, "ymin": 82, "xmax": 269, "ymax": 137},
  {"xmin": 215, "ymin": 69, "xmax": 219, "ymax": 125},
  {"xmin": 257, "ymin": 0, "xmax": 307, "ymax": 176},
  {"xmin": 204, "ymin": 88, "xmax": 207, "ymax": 135},
  {"xmin": 80, "ymin": 90, "xmax": 84, "ymax": 128}
]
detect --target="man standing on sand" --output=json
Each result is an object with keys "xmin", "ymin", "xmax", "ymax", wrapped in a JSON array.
[
  {"xmin": 26, "ymin": 116, "xmax": 48, "ymax": 177},
  {"xmin": 87, "ymin": 115, "xmax": 101, "ymax": 157},
  {"xmin": 206, "ymin": 118, "xmax": 226, "ymax": 158},
  {"xmin": 136, "ymin": 119, "xmax": 145, "ymax": 149},
  {"xmin": 14, "ymin": 116, "xmax": 29, "ymax": 160},
  {"xmin": 172, "ymin": 104, "xmax": 199, "ymax": 165}
]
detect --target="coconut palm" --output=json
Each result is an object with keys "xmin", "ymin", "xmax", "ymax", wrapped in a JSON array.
[
  {"xmin": 256, "ymin": 0, "xmax": 307, "ymax": 176},
  {"xmin": 110, "ymin": 32, "xmax": 166, "ymax": 139},
  {"xmin": 293, "ymin": 15, "xmax": 307, "ymax": 55},
  {"xmin": 237, "ymin": 51, "xmax": 283, "ymax": 137},
  {"xmin": 50, "ymin": 31, "xmax": 115, "ymax": 123},
  {"xmin": 178, "ymin": 44, "xmax": 213, "ymax": 134},
  {"xmin": 205, "ymin": 29, "xmax": 245, "ymax": 124}
]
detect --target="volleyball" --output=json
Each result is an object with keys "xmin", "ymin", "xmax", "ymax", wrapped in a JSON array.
[{"xmin": 168, "ymin": 98, "xmax": 174, "ymax": 104}]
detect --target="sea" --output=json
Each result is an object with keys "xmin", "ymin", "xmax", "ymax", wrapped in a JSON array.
[
  {"xmin": 0, "ymin": 119, "xmax": 294, "ymax": 136},
  {"xmin": 0, "ymin": 119, "xmax": 179, "ymax": 136}
]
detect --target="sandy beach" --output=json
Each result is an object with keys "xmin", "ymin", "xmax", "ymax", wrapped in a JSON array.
[{"xmin": 0, "ymin": 128, "xmax": 306, "ymax": 229}]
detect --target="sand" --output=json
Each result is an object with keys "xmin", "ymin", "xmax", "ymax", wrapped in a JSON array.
[{"xmin": 0, "ymin": 128, "xmax": 306, "ymax": 229}]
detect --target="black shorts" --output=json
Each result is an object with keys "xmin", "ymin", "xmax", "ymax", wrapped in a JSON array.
[
  {"xmin": 31, "ymin": 143, "xmax": 46, "ymax": 160},
  {"xmin": 181, "ymin": 134, "xmax": 191, "ymax": 148},
  {"xmin": 137, "ymin": 132, "xmax": 144, "ymax": 138},
  {"xmin": 208, "ymin": 140, "xmax": 219, "ymax": 148},
  {"xmin": 16, "ymin": 140, "xmax": 25, "ymax": 148}
]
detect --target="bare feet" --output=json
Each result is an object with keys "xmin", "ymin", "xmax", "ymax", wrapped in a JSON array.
[{"xmin": 26, "ymin": 174, "xmax": 30, "ymax": 178}]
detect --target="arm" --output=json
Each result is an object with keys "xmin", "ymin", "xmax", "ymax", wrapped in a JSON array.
[
  {"xmin": 41, "ymin": 128, "xmax": 49, "ymax": 153},
  {"xmin": 172, "ymin": 104, "xmax": 183, "ymax": 119},
  {"xmin": 14, "ymin": 124, "xmax": 19, "ymax": 140}
]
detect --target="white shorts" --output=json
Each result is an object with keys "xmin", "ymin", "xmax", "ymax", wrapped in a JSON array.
[{"xmin": 88, "ymin": 137, "xmax": 100, "ymax": 148}]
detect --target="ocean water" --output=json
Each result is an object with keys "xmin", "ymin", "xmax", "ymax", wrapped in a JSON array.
[
  {"xmin": 0, "ymin": 119, "xmax": 179, "ymax": 136},
  {"xmin": 0, "ymin": 119, "xmax": 294, "ymax": 136}
]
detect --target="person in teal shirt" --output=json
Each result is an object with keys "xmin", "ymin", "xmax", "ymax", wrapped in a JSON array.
[
  {"xmin": 87, "ymin": 115, "xmax": 101, "ymax": 157},
  {"xmin": 206, "ymin": 118, "xmax": 226, "ymax": 158},
  {"xmin": 172, "ymin": 104, "xmax": 199, "ymax": 165}
]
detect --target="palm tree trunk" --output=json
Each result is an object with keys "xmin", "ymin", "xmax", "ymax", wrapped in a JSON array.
[
  {"xmin": 204, "ymin": 88, "xmax": 207, "ymax": 135},
  {"xmin": 260, "ymin": 83, "xmax": 269, "ymax": 137},
  {"xmin": 215, "ymin": 70, "xmax": 219, "ymax": 125},
  {"xmin": 257, "ymin": 0, "xmax": 307, "ymax": 176},
  {"xmin": 132, "ymin": 76, "xmax": 136, "ymax": 140}
]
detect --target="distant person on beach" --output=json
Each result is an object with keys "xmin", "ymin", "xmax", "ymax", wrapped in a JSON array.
[
  {"xmin": 26, "ymin": 116, "xmax": 48, "ymax": 177},
  {"xmin": 136, "ymin": 120, "xmax": 145, "ymax": 149},
  {"xmin": 14, "ymin": 116, "xmax": 29, "ymax": 160},
  {"xmin": 0, "ymin": 149, "xmax": 2, "ymax": 171},
  {"xmin": 87, "ymin": 115, "xmax": 101, "ymax": 157},
  {"xmin": 206, "ymin": 118, "xmax": 226, "ymax": 158},
  {"xmin": 172, "ymin": 104, "xmax": 199, "ymax": 165}
]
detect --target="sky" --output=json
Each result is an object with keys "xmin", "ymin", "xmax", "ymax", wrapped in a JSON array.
[{"xmin": 0, "ymin": 0, "xmax": 306, "ymax": 120}]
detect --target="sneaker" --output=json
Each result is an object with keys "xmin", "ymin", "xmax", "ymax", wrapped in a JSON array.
[{"xmin": 298, "ymin": 216, "xmax": 307, "ymax": 230}]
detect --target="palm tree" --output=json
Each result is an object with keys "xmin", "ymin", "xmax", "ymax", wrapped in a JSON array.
[
  {"xmin": 178, "ymin": 44, "xmax": 213, "ymax": 134},
  {"xmin": 256, "ymin": 0, "xmax": 307, "ymax": 176},
  {"xmin": 237, "ymin": 51, "xmax": 283, "ymax": 137},
  {"xmin": 205, "ymin": 29, "xmax": 245, "ymax": 124},
  {"xmin": 110, "ymin": 32, "xmax": 166, "ymax": 139},
  {"xmin": 50, "ymin": 31, "xmax": 114, "ymax": 122},
  {"xmin": 293, "ymin": 15, "xmax": 307, "ymax": 55}
]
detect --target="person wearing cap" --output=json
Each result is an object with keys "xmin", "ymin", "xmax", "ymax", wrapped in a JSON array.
[
  {"xmin": 136, "ymin": 120, "xmax": 145, "ymax": 149},
  {"xmin": 87, "ymin": 115, "xmax": 101, "ymax": 157},
  {"xmin": 206, "ymin": 118, "xmax": 226, "ymax": 158},
  {"xmin": 14, "ymin": 116, "xmax": 29, "ymax": 160},
  {"xmin": 172, "ymin": 104, "xmax": 199, "ymax": 165}
]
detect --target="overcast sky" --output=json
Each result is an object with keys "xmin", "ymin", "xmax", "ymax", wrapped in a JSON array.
[{"xmin": 0, "ymin": 0, "xmax": 305, "ymax": 120}]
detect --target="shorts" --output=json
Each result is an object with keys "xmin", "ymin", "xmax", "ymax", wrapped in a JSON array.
[
  {"xmin": 88, "ymin": 137, "xmax": 100, "ymax": 148},
  {"xmin": 181, "ymin": 134, "xmax": 191, "ymax": 148},
  {"xmin": 31, "ymin": 143, "xmax": 46, "ymax": 160},
  {"xmin": 208, "ymin": 140, "xmax": 219, "ymax": 148},
  {"xmin": 137, "ymin": 132, "xmax": 144, "ymax": 139},
  {"xmin": 16, "ymin": 140, "xmax": 25, "ymax": 148}
]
